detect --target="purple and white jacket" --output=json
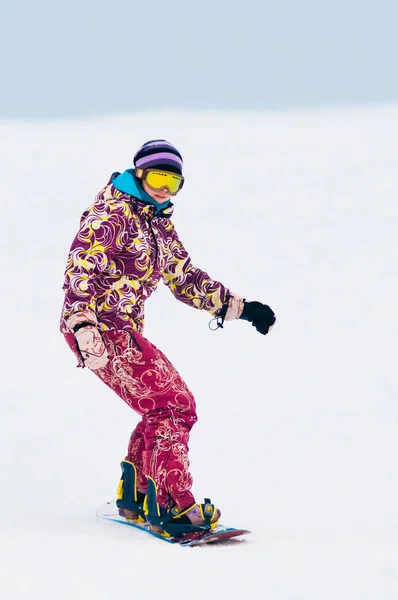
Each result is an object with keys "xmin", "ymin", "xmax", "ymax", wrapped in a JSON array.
[{"xmin": 60, "ymin": 177, "xmax": 230, "ymax": 334}]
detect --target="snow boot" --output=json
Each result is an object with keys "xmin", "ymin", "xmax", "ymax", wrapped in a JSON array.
[
  {"xmin": 144, "ymin": 476, "xmax": 220, "ymax": 537},
  {"xmin": 116, "ymin": 460, "xmax": 146, "ymax": 522}
]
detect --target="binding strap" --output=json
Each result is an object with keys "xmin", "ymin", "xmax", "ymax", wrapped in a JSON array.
[{"xmin": 200, "ymin": 498, "xmax": 216, "ymax": 527}]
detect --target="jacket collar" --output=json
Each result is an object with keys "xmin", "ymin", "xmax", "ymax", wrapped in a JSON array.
[{"xmin": 111, "ymin": 169, "xmax": 174, "ymax": 218}]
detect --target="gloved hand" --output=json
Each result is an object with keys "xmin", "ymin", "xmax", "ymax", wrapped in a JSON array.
[
  {"xmin": 74, "ymin": 325, "xmax": 109, "ymax": 369},
  {"xmin": 239, "ymin": 301, "xmax": 276, "ymax": 335},
  {"xmin": 66, "ymin": 310, "xmax": 109, "ymax": 370}
]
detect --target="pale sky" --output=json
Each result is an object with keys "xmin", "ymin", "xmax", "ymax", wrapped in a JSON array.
[{"xmin": 2, "ymin": 0, "xmax": 398, "ymax": 119}]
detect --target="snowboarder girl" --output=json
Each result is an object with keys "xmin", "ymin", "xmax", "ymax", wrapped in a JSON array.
[{"xmin": 60, "ymin": 139, "xmax": 275, "ymax": 536}]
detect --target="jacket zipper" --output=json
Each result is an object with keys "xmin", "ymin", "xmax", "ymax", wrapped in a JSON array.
[{"xmin": 148, "ymin": 216, "xmax": 159, "ymax": 271}]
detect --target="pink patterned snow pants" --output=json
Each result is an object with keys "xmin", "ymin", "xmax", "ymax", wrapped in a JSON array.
[{"xmin": 65, "ymin": 329, "xmax": 197, "ymax": 509}]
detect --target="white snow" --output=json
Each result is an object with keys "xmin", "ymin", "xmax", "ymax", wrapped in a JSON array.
[{"xmin": 0, "ymin": 105, "xmax": 397, "ymax": 599}]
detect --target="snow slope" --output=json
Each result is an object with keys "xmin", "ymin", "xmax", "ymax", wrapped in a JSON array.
[{"xmin": 0, "ymin": 105, "xmax": 397, "ymax": 599}]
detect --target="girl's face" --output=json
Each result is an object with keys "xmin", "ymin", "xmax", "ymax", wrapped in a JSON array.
[{"xmin": 142, "ymin": 179, "xmax": 172, "ymax": 203}]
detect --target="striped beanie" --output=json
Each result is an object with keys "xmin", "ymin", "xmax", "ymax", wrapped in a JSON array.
[{"xmin": 133, "ymin": 139, "xmax": 183, "ymax": 176}]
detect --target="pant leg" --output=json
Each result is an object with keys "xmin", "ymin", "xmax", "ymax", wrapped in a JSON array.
[
  {"xmin": 143, "ymin": 410, "xmax": 195, "ymax": 509},
  {"xmin": 93, "ymin": 329, "xmax": 197, "ymax": 420},
  {"xmin": 125, "ymin": 419, "xmax": 147, "ymax": 492}
]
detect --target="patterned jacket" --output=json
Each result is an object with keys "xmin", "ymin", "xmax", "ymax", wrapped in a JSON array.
[{"xmin": 60, "ymin": 174, "xmax": 230, "ymax": 334}]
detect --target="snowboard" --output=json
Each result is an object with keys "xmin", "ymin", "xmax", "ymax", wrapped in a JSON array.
[{"xmin": 96, "ymin": 501, "xmax": 251, "ymax": 547}]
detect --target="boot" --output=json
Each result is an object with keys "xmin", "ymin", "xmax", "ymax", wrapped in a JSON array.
[{"xmin": 116, "ymin": 460, "xmax": 146, "ymax": 523}]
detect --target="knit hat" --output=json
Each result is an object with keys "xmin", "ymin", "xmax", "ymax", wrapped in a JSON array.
[{"xmin": 133, "ymin": 139, "xmax": 183, "ymax": 176}]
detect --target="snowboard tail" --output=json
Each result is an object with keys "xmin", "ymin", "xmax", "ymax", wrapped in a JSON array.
[{"xmin": 96, "ymin": 501, "xmax": 251, "ymax": 547}]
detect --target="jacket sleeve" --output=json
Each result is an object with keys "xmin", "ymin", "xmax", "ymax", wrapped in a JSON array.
[
  {"xmin": 161, "ymin": 223, "xmax": 230, "ymax": 315},
  {"xmin": 61, "ymin": 193, "xmax": 131, "ymax": 325}
]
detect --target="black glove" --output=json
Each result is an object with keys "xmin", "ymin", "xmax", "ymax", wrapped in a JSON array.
[{"xmin": 239, "ymin": 301, "xmax": 276, "ymax": 335}]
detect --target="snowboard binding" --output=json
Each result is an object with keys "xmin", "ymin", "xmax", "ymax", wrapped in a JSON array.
[
  {"xmin": 144, "ymin": 476, "xmax": 219, "ymax": 537},
  {"xmin": 116, "ymin": 460, "xmax": 146, "ymax": 523}
]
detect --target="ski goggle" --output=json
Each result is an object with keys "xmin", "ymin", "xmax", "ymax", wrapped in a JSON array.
[{"xmin": 136, "ymin": 168, "xmax": 184, "ymax": 195}]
